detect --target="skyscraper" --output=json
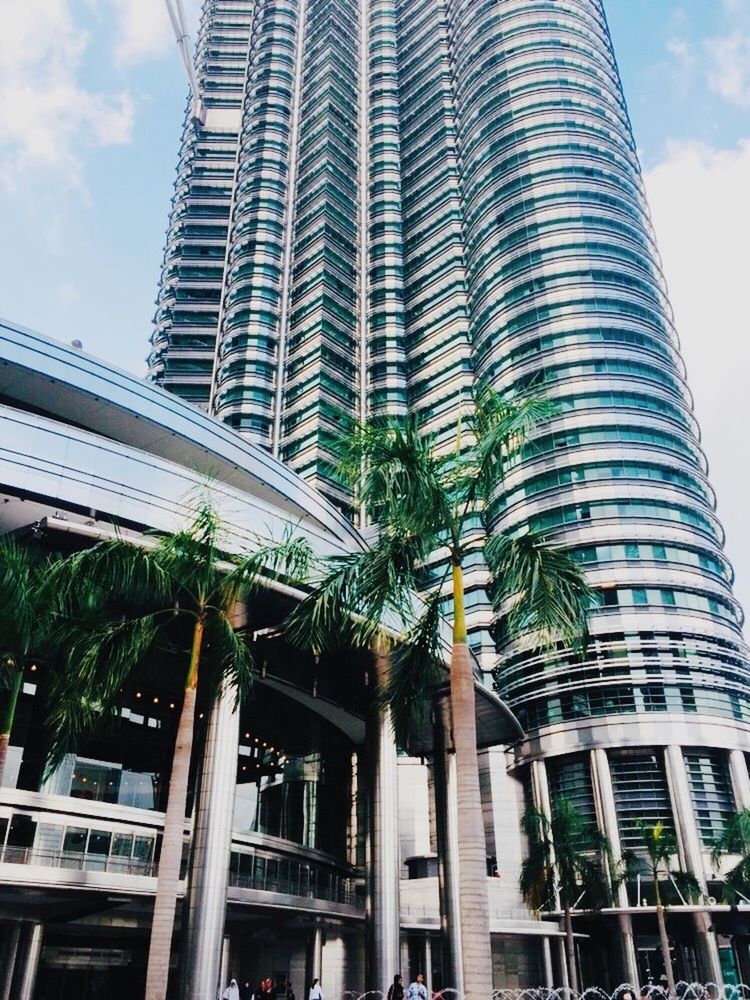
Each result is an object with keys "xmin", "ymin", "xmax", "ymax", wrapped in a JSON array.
[{"xmin": 150, "ymin": 0, "xmax": 750, "ymax": 984}]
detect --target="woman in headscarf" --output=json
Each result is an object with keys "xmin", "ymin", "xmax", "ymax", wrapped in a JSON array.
[{"xmin": 223, "ymin": 979, "xmax": 241, "ymax": 1000}]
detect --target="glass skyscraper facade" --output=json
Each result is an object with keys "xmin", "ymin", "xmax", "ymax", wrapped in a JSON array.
[
  {"xmin": 145, "ymin": 0, "xmax": 750, "ymax": 987},
  {"xmin": 150, "ymin": 0, "xmax": 750, "ymax": 725}
]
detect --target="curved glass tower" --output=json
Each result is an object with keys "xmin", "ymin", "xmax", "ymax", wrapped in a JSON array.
[{"xmin": 148, "ymin": 0, "xmax": 750, "ymax": 986}]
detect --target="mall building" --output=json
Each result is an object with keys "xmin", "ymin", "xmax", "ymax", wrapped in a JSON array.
[{"xmin": 3, "ymin": 0, "xmax": 750, "ymax": 996}]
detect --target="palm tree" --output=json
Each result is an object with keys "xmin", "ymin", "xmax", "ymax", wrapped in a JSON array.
[
  {"xmin": 711, "ymin": 808, "xmax": 750, "ymax": 902},
  {"xmin": 286, "ymin": 386, "xmax": 593, "ymax": 1000},
  {"xmin": 46, "ymin": 502, "xmax": 312, "ymax": 1000},
  {"xmin": 520, "ymin": 794, "xmax": 614, "ymax": 994},
  {"xmin": 631, "ymin": 821, "xmax": 701, "ymax": 995},
  {"xmin": 0, "ymin": 541, "xmax": 57, "ymax": 787}
]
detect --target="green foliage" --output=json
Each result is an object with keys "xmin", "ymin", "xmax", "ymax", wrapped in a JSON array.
[
  {"xmin": 520, "ymin": 795, "xmax": 614, "ymax": 912},
  {"xmin": 45, "ymin": 500, "xmax": 312, "ymax": 773},
  {"xmin": 287, "ymin": 384, "xmax": 593, "ymax": 743},
  {"xmin": 711, "ymin": 808, "xmax": 750, "ymax": 902},
  {"xmin": 626, "ymin": 820, "xmax": 701, "ymax": 905},
  {"xmin": 486, "ymin": 529, "xmax": 594, "ymax": 648},
  {"xmin": 0, "ymin": 540, "xmax": 59, "ymax": 677}
]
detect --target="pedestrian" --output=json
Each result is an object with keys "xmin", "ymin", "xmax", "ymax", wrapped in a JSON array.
[
  {"xmin": 309, "ymin": 978, "xmax": 324, "ymax": 1000},
  {"xmin": 408, "ymin": 974, "xmax": 427, "ymax": 1000},
  {"xmin": 255, "ymin": 981, "xmax": 272, "ymax": 1000},
  {"xmin": 286, "ymin": 982, "xmax": 296, "ymax": 1000},
  {"xmin": 388, "ymin": 975, "xmax": 404, "ymax": 1000},
  {"xmin": 223, "ymin": 981, "xmax": 240, "ymax": 1000},
  {"xmin": 240, "ymin": 983, "xmax": 253, "ymax": 1000}
]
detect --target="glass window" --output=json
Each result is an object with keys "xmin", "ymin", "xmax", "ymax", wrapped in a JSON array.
[
  {"xmin": 685, "ymin": 751, "xmax": 735, "ymax": 846},
  {"xmin": 610, "ymin": 751, "xmax": 674, "ymax": 849}
]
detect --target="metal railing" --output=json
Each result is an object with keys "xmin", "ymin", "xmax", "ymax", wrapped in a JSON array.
[{"xmin": 0, "ymin": 844, "xmax": 156, "ymax": 876}]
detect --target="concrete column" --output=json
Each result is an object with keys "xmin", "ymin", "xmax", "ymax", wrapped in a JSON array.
[
  {"xmin": 530, "ymin": 759, "xmax": 552, "ymax": 819},
  {"xmin": 590, "ymin": 749, "xmax": 639, "ymax": 986},
  {"xmin": 1, "ymin": 923, "xmax": 21, "ymax": 1000},
  {"xmin": 664, "ymin": 745, "xmax": 723, "ymax": 986},
  {"xmin": 432, "ymin": 695, "xmax": 464, "ymax": 995},
  {"xmin": 729, "ymin": 750, "xmax": 750, "ymax": 810},
  {"xmin": 220, "ymin": 935, "xmax": 230, "ymax": 994},
  {"xmin": 557, "ymin": 937, "xmax": 570, "ymax": 992},
  {"xmin": 310, "ymin": 926, "xmax": 323, "ymax": 983},
  {"xmin": 182, "ymin": 677, "xmax": 240, "ymax": 1000},
  {"xmin": 542, "ymin": 936, "xmax": 554, "ymax": 989},
  {"xmin": 16, "ymin": 923, "xmax": 43, "ymax": 1000},
  {"xmin": 365, "ymin": 650, "xmax": 401, "ymax": 993},
  {"xmin": 424, "ymin": 934, "xmax": 432, "ymax": 997}
]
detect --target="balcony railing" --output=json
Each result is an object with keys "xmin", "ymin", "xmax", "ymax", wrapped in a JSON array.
[{"xmin": 0, "ymin": 844, "xmax": 156, "ymax": 877}]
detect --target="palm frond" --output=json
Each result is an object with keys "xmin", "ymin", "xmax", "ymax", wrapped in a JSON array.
[
  {"xmin": 670, "ymin": 868, "xmax": 701, "ymax": 903},
  {"xmin": 338, "ymin": 415, "xmax": 450, "ymax": 537},
  {"xmin": 471, "ymin": 383, "xmax": 557, "ymax": 502},
  {"xmin": 222, "ymin": 525, "xmax": 313, "ymax": 607},
  {"xmin": 203, "ymin": 611, "xmax": 256, "ymax": 704},
  {"xmin": 386, "ymin": 592, "xmax": 444, "ymax": 747},
  {"xmin": 722, "ymin": 856, "xmax": 750, "ymax": 902},
  {"xmin": 0, "ymin": 541, "xmax": 55, "ymax": 656},
  {"xmin": 487, "ymin": 530, "xmax": 594, "ymax": 647},
  {"xmin": 712, "ymin": 808, "xmax": 750, "ymax": 867},
  {"xmin": 46, "ymin": 537, "xmax": 171, "ymax": 616},
  {"xmin": 284, "ymin": 555, "xmax": 362, "ymax": 654},
  {"xmin": 519, "ymin": 807, "xmax": 556, "ymax": 910},
  {"xmin": 46, "ymin": 611, "xmax": 162, "ymax": 774}
]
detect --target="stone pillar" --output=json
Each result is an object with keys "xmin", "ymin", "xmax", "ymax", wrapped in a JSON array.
[
  {"xmin": 542, "ymin": 936, "xmax": 554, "ymax": 989},
  {"xmin": 590, "ymin": 749, "xmax": 639, "ymax": 986},
  {"xmin": 365, "ymin": 649, "xmax": 401, "ymax": 993},
  {"xmin": 310, "ymin": 926, "xmax": 324, "ymax": 983},
  {"xmin": 729, "ymin": 750, "xmax": 750, "ymax": 810},
  {"xmin": 432, "ymin": 695, "xmax": 464, "ymax": 994},
  {"xmin": 664, "ymin": 745, "xmax": 723, "ymax": 986},
  {"xmin": 1, "ymin": 923, "xmax": 21, "ymax": 1000},
  {"xmin": 424, "ymin": 934, "xmax": 433, "ymax": 997},
  {"xmin": 220, "ymin": 935, "xmax": 230, "ymax": 994},
  {"xmin": 16, "ymin": 923, "xmax": 43, "ymax": 1000},
  {"xmin": 182, "ymin": 678, "xmax": 240, "ymax": 1000}
]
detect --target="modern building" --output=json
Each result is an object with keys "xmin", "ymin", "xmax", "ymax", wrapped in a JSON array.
[
  {"xmin": 147, "ymin": 0, "xmax": 750, "ymax": 991},
  {"xmin": 2, "ymin": 2, "xmax": 749, "ymax": 999},
  {"xmin": 0, "ymin": 319, "xmax": 522, "ymax": 999}
]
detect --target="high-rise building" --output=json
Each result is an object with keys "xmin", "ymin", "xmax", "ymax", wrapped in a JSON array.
[{"xmin": 150, "ymin": 0, "xmax": 750, "ymax": 986}]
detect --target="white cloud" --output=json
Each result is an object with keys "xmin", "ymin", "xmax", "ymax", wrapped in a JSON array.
[
  {"xmin": 705, "ymin": 32, "xmax": 750, "ymax": 107},
  {"xmin": 644, "ymin": 140, "xmax": 750, "ymax": 616},
  {"xmin": 0, "ymin": 0, "xmax": 133, "ymax": 190},
  {"xmin": 112, "ymin": 0, "xmax": 203, "ymax": 67},
  {"xmin": 704, "ymin": 0, "xmax": 750, "ymax": 107}
]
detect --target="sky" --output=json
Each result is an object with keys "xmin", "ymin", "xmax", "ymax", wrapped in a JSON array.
[{"xmin": 0, "ymin": 0, "xmax": 748, "ymax": 614}]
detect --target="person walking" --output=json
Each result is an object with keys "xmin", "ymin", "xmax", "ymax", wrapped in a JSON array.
[
  {"xmin": 286, "ymin": 982, "xmax": 296, "ymax": 1000},
  {"xmin": 223, "ymin": 980, "xmax": 240, "ymax": 1000},
  {"xmin": 408, "ymin": 974, "xmax": 427, "ymax": 1000},
  {"xmin": 240, "ymin": 982, "xmax": 253, "ymax": 1000},
  {"xmin": 388, "ymin": 975, "xmax": 404, "ymax": 1000},
  {"xmin": 309, "ymin": 978, "xmax": 324, "ymax": 1000}
]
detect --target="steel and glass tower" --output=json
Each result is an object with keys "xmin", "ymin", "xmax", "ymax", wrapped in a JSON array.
[{"xmin": 150, "ymin": 1, "xmax": 750, "ymax": 983}]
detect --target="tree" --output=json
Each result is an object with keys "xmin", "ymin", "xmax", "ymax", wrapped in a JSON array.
[
  {"xmin": 286, "ymin": 386, "xmax": 593, "ymax": 1000},
  {"xmin": 0, "ymin": 541, "xmax": 57, "ymax": 787},
  {"xmin": 46, "ymin": 502, "xmax": 312, "ymax": 1000},
  {"xmin": 520, "ymin": 795, "xmax": 614, "ymax": 994},
  {"xmin": 630, "ymin": 821, "xmax": 701, "ymax": 995},
  {"xmin": 711, "ymin": 808, "xmax": 750, "ymax": 902}
]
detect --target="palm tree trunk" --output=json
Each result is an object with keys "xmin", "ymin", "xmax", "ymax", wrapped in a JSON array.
[
  {"xmin": 564, "ymin": 904, "xmax": 579, "ymax": 995},
  {"xmin": 144, "ymin": 615, "xmax": 204, "ymax": 1000},
  {"xmin": 450, "ymin": 561, "xmax": 493, "ymax": 1000},
  {"xmin": 656, "ymin": 895, "xmax": 675, "ymax": 996},
  {"xmin": 0, "ymin": 668, "xmax": 23, "ymax": 788}
]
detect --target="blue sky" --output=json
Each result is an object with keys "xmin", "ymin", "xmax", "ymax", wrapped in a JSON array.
[{"xmin": 1, "ymin": 0, "xmax": 749, "ymax": 614}]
